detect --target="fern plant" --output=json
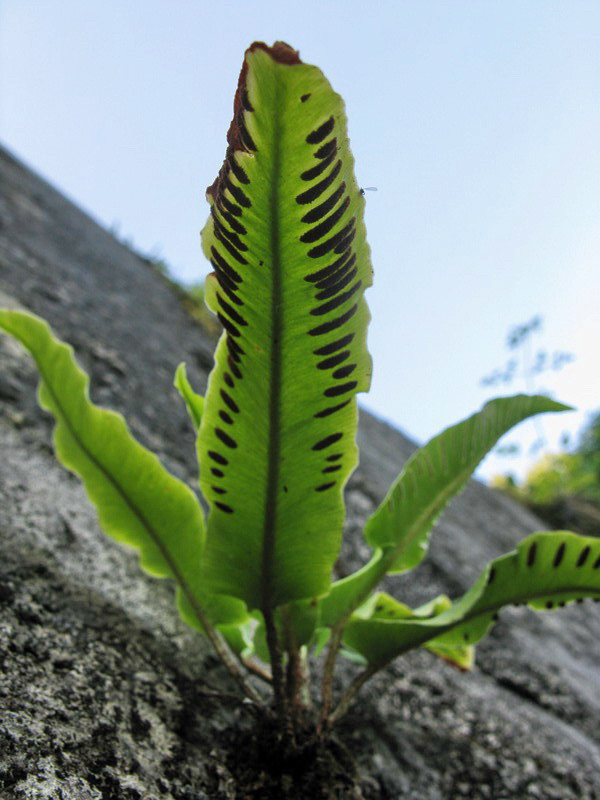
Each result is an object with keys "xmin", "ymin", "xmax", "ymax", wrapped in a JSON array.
[{"xmin": 1, "ymin": 41, "xmax": 599, "ymax": 746}]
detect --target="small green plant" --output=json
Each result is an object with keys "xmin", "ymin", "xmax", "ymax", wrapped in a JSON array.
[
  {"xmin": 2, "ymin": 42, "xmax": 599, "ymax": 751},
  {"xmin": 481, "ymin": 314, "xmax": 574, "ymax": 457}
]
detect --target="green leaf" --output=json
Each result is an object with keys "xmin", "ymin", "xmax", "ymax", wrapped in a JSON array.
[
  {"xmin": 424, "ymin": 640, "xmax": 474, "ymax": 670},
  {"xmin": 347, "ymin": 591, "xmax": 474, "ymax": 669},
  {"xmin": 318, "ymin": 549, "xmax": 385, "ymax": 628},
  {"xmin": 343, "ymin": 531, "xmax": 600, "ymax": 666},
  {"xmin": 197, "ymin": 43, "xmax": 373, "ymax": 610},
  {"xmin": 0, "ymin": 309, "xmax": 245, "ymax": 630},
  {"xmin": 174, "ymin": 362, "xmax": 204, "ymax": 430},
  {"xmin": 218, "ymin": 618, "xmax": 256, "ymax": 658},
  {"xmin": 366, "ymin": 395, "xmax": 571, "ymax": 574}
]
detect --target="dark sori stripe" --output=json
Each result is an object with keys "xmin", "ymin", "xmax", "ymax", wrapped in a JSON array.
[
  {"xmin": 301, "ymin": 93, "xmax": 311, "ymax": 102},
  {"xmin": 223, "ymin": 372, "xmax": 234, "ymax": 388},
  {"xmin": 333, "ymin": 364, "xmax": 356, "ymax": 379},
  {"xmin": 215, "ymin": 501, "xmax": 234, "ymax": 513},
  {"xmin": 314, "ymin": 399, "xmax": 351, "ymax": 418},
  {"xmin": 553, "ymin": 542, "xmax": 566, "ymax": 567},
  {"xmin": 211, "ymin": 246, "xmax": 242, "ymax": 282},
  {"xmin": 217, "ymin": 312, "xmax": 240, "ymax": 337},
  {"xmin": 576, "ymin": 546, "xmax": 591, "ymax": 567},
  {"xmin": 311, "ymin": 280, "xmax": 362, "ymax": 316},
  {"xmin": 226, "ymin": 347, "xmax": 240, "ymax": 367},
  {"xmin": 241, "ymin": 87, "xmax": 254, "ymax": 112},
  {"xmin": 217, "ymin": 293, "xmax": 248, "ymax": 327},
  {"xmin": 307, "ymin": 219, "xmax": 355, "ymax": 258},
  {"xmin": 313, "ymin": 333, "xmax": 355, "ymax": 356},
  {"xmin": 315, "ymin": 254, "xmax": 356, "ymax": 292},
  {"xmin": 212, "ymin": 213, "xmax": 248, "ymax": 252},
  {"xmin": 527, "ymin": 542, "xmax": 537, "ymax": 567},
  {"xmin": 237, "ymin": 111, "xmax": 257, "ymax": 151},
  {"xmin": 228, "ymin": 154, "xmax": 250, "ymax": 184},
  {"xmin": 212, "ymin": 486, "xmax": 227, "ymax": 495},
  {"xmin": 594, "ymin": 554, "xmax": 600, "ymax": 569},
  {"xmin": 308, "ymin": 304, "xmax": 358, "ymax": 336},
  {"xmin": 211, "ymin": 468, "xmax": 225, "ymax": 477},
  {"xmin": 226, "ymin": 344, "xmax": 241, "ymax": 366},
  {"xmin": 213, "ymin": 264, "xmax": 242, "ymax": 301},
  {"xmin": 300, "ymin": 197, "xmax": 351, "ymax": 244},
  {"xmin": 225, "ymin": 176, "xmax": 252, "ymax": 208},
  {"xmin": 306, "ymin": 250, "xmax": 353, "ymax": 284},
  {"xmin": 326, "ymin": 453, "xmax": 343, "ymax": 462},
  {"xmin": 220, "ymin": 194, "xmax": 243, "ymax": 218},
  {"xmin": 487, "ymin": 567, "xmax": 496, "ymax": 585},
  {"xmin": 215, "ymin": 427, "xmax": 237, "ymax": 448},
  {"xmin": 208, "ymin": 450, "xmax": 228, "ymax": 465},
  {"xmin": 219, "ymin": 410, "xmax": 234, "ymax": 425},
  {"xmin": 324, "ymin": 381, "xmax": 358, "ymax": 398},
  {"xmin": 216, "ymin": 204, "xmax": 247, "ymax": 236},
  {"xmin": 218, "ymin": 280, "xmax": 243, "ymax": 309},
  {"xmin": 306, "ymin": 116, "xmax": 335, "ymax": 144},
  {"xmin": 228, "ymin": 357, "xmax": 242, "ymax": 380},
  {"xmin": 213, "ymin": 227, "xmax": 248, "ymax": 265},
  {"xmin": 316, "ymin": 266, "xmax": 358, "ymax": 301},
  {"xmin": 296, "ymin": 161, "xmax": 342, "ymax": 205},
  {"xmin": 314, "ymin": 139, "xmax": 337, "ymax": 159},
  {"xmin": 300, "ymin": 150, "xmax": 338, "ymax": 181},
  {"xmin": 302, "ymin": 184, "xmax": 346, "ymax": 225},
  {"xmin": 316, "ymin": 350, "xmax": 350, "ymax": 370},
  {"xmin": 333, "ymin": 225, "xmax": 356, "ymax": 255},
  {"xmin": 312, "ymin": 432, "xmax": 343, "ymax": 451},
  {"xmin": 220, "ymin": 389, "xmax": 240, "ymax": 413},
  {"xmin": 315, "ymin": 481, "xmax": 336, "ymax": 492},
  {"xmin": 323, "ymin": 464, "xmax": 342, "ymax": 473},
  {"xmin": 227, "ymin": 335, "xmax": 245, "ymax": 358}
]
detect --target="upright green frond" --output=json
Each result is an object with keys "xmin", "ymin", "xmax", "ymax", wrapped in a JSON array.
[{"xmin": 197, "ymin": 42, "xmax": 373, "ymax": 610}]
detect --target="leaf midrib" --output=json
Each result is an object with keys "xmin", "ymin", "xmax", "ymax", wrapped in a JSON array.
[{"xmin": 260, "ymin": 71, "xmax": 284, "ymax": 612}]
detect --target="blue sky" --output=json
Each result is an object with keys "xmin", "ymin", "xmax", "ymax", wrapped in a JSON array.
[{"xmin": 1, "ymin": 1, "xmax": 599, "ymax": 482}]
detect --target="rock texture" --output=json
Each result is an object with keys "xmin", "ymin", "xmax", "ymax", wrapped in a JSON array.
[{"xmin": 1, "ymin": 144, "xmax": 599, "ymax": 799}]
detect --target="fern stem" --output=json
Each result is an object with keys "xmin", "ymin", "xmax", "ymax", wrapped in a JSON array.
[
  {"xmin": 262, "ymin": 604, "xmax": 289, "ymax": 721},
  {"xmin": 328, "ymin": 663, "xmax": 379, "ymax": 724},
  {"xmin": 319, "ymin": 623, "xmax": 344, "ymax": 724},
  {"xmin": 240, "ymin": 655, "xmax": 273, "ymax": 684},
  {"xmin": 191, "ymin": 603, "xmax": 263, "ymax": 703},
  {"xmin": 282, "ymin": 606, "xmax": 304, "ymax": 719}
]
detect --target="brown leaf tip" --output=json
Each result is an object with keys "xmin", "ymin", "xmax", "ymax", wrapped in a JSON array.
[
  {"xmin": 245, "ymin": 40, "xmax": 302, "ymax": 66},
  {"xmin": 207, "ymin": 42, "xmax": 303, "ymax": 203}
]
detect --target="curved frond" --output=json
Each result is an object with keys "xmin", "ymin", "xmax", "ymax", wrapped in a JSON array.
[
  {"xmin": 343, "ymin": 531, "xmax": 600, "ymax": 666},
  {"xmin": 366, "ymin": 395, "xmax": 571, "ymax": 574},
  {"xmin": 0, "ymin": 310, "xmax": 245, "ymax": 630}
]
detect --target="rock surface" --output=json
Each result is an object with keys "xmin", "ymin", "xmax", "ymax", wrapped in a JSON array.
[{"xmin": 1, "ymin": 144, "xmax": 599, "ymax": 799}]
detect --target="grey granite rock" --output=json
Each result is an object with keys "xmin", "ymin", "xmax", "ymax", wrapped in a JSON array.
[{"xmin": 1, "ymin": 145, "xmax": 599, "ymax": 798}]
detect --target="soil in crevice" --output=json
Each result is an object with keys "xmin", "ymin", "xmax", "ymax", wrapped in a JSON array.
[{"xmin": 223, "ymin": 710, "xmax": 363, "ymax": 799}]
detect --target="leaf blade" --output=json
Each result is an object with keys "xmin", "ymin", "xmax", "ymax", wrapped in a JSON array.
[
  {"xmin": 0, "ymin": 309, "xmax": 245, "ymax": 629},
  {"xmin": 366, "ymin": 395, "xmax": 572, "ymax": 574},
  {"xmin": 174, "ymin": 361, "xmax": 204, "ymax": 430},
  {"xmin": 343, "ymin": 531, "xmax": 600, "ymax": 666},
  {"xmin": 198, "ymin": 43, "xmax": 373, "ymax": 610}
]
